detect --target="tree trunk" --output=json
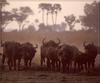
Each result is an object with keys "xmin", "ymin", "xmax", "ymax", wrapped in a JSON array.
[
  {"xmin": 22, "ymin": 24, "xmax": 25, "ymax": 31},
  {"xmin": 18, "ymin": 22, "xmax": 22, "ymax": 31},
  {"xmin": 46, "ymin": 12, "xmax": 48, "ymax": 26},
  {"xmin": 42, "ymin": 10, "xmax": 44, "ymax": 24},
  {"xmin": 55, "ymin": 13, "xmax": 57, "ymax": 25},
  {"xmin": 52, "ymin": 13, "xmax": 54, "ymax": 25}
]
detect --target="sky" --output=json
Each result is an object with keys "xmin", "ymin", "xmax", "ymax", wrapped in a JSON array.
[{"xmin": 3, "ymin": 0, "xmax": 96, "ymax": 32}]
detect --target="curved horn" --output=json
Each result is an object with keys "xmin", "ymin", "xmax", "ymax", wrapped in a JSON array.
[
  {"xmin": 34, "ymin": 44, "xmax": 38, "ymax": 49},
  {"xmin": 56, "ymin": 38, "xmax": 61, "ymax": 45},
  {"xmin": 83, "ymin": 41, "xmax": 87, "ymax": 47},
  {"xmin": 42, "ymin": 38, "xmax": 45, "ymax": 45}
]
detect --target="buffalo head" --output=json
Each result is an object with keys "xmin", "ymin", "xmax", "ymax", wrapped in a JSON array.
[
  {"xmin": 83, "ymin": 41, "xmax": 94, "ymax": 49},
  {"xmin": 34, "ymin": 44, "xmax": 38, "ymax": 49},
  {"xmin": 83, "ymin": 41, "xmax": 97, "ymax": 54},
  {"xmin": 42, "ymin": 38, "xmax": 61, "ymax": 47}
]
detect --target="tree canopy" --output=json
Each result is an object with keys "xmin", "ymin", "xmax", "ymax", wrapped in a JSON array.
[
  {"xmin": 2, "ymin": 6, "xmax": 33, "ymax": 31},
  {"xmin": 80, "ymin": 1, "xmax": 99, "ymax": 32},
  {"xmin": 64, "ymin": 14, "xmax": 79, "ymax": 31}
]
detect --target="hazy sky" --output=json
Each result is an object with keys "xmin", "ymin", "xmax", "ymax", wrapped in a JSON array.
[{"xmin": 3, "ymin": 0, "xmax": 96, "ymax": 32}]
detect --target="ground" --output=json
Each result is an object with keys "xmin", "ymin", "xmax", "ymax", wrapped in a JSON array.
[{"xmin": 0, "ymin": 69, "xmax": 100, "ymax": 83}]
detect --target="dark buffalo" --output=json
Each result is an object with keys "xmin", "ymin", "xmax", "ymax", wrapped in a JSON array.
[
  {"xmin": 20, "ymin": 42, "xmax": 38, "ymax": 69},
  {"xmin": 40, "ymin": 38, "xmax": 60, "ymax": 68},
  {"xmin": 46, "ymin": 45, "xmax": 61, "ymax": 71},
  {"xmin": 57, "ymin": 44, "xmax": 80, "ymax": 73},
  {"xmin": 73, "ymin": 41, "xmax": 98, "ymax": 72},
  {"xmin": 73, "ymin": 52, "xmax": 88, "ymax": 72},
  {"xmin": 83, "ymin": 41, "xmax": 98, "ymax": 70},
  {"xmin": 1, "ymin": 41, "xmax": 21, "ymax": 70}
]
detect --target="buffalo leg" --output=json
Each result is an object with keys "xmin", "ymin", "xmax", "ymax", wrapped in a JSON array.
[
  {"xmin": 78, "ymin": 63, "xmax": 81, "ymax": 72},
  {"xmin": 7, "ymin": 58, "xmax": 12, "ymax": 70},
  {"xmin": 47, "ymin": 58, "xmax": 51, "ymax": 69},
  {"xmin": 2, "ymin": 54, "xmax": 6, "ymax": 69},
  {"xmin": 14, "ymin": 59, "xmax": 16, "ymax": 70},
  {"xmin": 84, "ymin": 62, "xmax": 88, "ymax": 71},
  {"xmin": 51, "ymin": 60, "xmax": 56, "ymax": 71},
  {"xmin": 80, "ymin": 64, "xmax": 83, "ymax": 71},
  {"xmin": 41, "ymin": 58, "xmax": 43, "ymax": 66},
  {"xmin": 56, "ymin": 60, "xmax": 60, "ymax": 71},
  {"xmin": 88, "ymin": 62, "xmax": 91, "ymax": 70},
  {"xmin": 18, "ymin": 59, "xmax": 21, "ymax": 70},
  {"xmin": 29, "ymin": 58, "xmax": 32, "ymax": 68},
  {"xmin": 41, "ymin": 57, "xmax": 45, "ymax": 66},
  {"xmin": 24, "ymin": 59, "xmax": 28, "ymax": 70},
  {"xmin": 2, "ymin": 54, "xmax": 5, "ymax": 65},
  {"xmin": 74, "ymin": 61, "xmax": 77, "ymax": 72},
  {"xmin": 58, "ymin": 60, "xmax": 61, "ymax": 71},
  {"xmin": 92, "ymin": 61, "xmax": 95, "ymax": 69},
  {"xmin": 62, "ymin": 61, "xmax": 66, "ymax": 73}
]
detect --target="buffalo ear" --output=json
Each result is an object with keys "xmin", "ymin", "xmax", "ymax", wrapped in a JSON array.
[
  {"xmin": 83, "ymin": 41, "xmax": 88, "ymax": 47},
  {"xmin": 56, "ymin": 38, "xmax": 61, "ymax": 45}
]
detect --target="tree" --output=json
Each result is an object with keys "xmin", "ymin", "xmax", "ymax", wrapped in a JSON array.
[
  {"xmin": 64, "ymin": 14, "xmax": 79, "ymax": 31},
  {"xmin": 11, "ymin": 6, "xmax": 33, "ymax": 31},
  {"xmin": 53, "ymin": 4, "xmax": 61, "ymax": 25},
  {"xmin": 51, "ymin": 5, "xmax": 55, "ymax": 25},
  {"xmin": 0, "ymin": 0, "xmax": 9, "ymax": 45},
  {"xmin": 45, "ymin": 3, "xmax": 52, "ymax": 25},
  {"xmin": 38, "ymin": 23, "xmax": 46, "ymax": 31},
  {"xmin": 2, "ymin": 11, "xmax": 12, "ymax": 28},
  {"xmin": 39, "ymin": 3, "xmax": 46, "ymax": 24},
  {"xmin": 24, "ymin": 24, "xmax": 36, "ymax": 32},
  {"xmin": 79, "ymin": 1, "xmax": 99, "ymax": 32},
  {"xmin": 61, "ymin": 22, "xmax": 67, "ymax": 31}
]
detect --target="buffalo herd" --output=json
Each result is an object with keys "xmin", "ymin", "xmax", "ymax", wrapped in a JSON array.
[{"xmin": 0, "ymin": 39, "xmax": 99, "ymax": 73}]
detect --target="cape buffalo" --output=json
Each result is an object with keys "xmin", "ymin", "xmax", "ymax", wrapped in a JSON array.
[
  {"xmin": 73, "ymin": 52, "xmax": 88, "ymax": 72},
  {"xmin": 83, "ymin": 41, "xmax": 98, "ymax": 70},
  {"xmin": 40, "ymin": 38, "xmax": 60, "ymax": 68},
  {"xmin": 1, "ymin": 41, "xmax": 21, "ymax": 70},
  {"xmin": 73, "ymin": 41, "xmax": 98, "ymax": 72},
  {"xmin": 20, "ymin": 42, "xmax": 38, "ymax": 69},
  {"xmin": 57, "ymin": 44, "xmax": 80, "ymax": 73}
]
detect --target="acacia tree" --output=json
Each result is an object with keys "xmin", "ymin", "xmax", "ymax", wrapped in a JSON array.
[
  {"xmin": 64, "ymin": 14, "xmax": 79, "ymax": 31},
  {"xmin": 2, "ymin": 11, "xmax": 11, "ymax": 28},
  {"xmin": 79, "ymin": 1, "xmax": 99, "ymax": 32},
  {"xmin": 11, "ymin": 6, "xmax": 33, "ymax": 31}
]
